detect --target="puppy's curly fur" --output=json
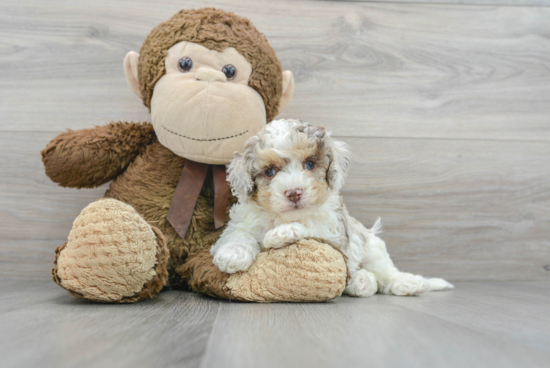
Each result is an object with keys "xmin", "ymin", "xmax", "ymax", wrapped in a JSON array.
[{"xmin": 211, "ymin": 119, "xmax": 454, "ymax": 297}]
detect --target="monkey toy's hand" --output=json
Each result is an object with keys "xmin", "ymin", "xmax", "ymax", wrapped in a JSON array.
[{"xmin": 42, "ymin": 122, "xmax": 155, "ymax": 188}]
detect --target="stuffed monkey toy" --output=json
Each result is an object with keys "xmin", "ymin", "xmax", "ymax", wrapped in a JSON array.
[{"xmin": 42, "ymin": 8, "xmax": 348, "ymax": 303}]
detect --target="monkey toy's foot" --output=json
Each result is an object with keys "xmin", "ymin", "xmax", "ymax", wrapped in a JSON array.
[
  {"xmin": 53, "ymin": 198, "xmax": 169, "ymax": 303},
  {"xmin": 181, "ymin": 239, "xmax": 349, "ymax": 302}
]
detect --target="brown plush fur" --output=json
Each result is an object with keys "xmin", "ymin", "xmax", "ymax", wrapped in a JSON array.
[
  {"xmin": 52, "ymin": 226, "xmax": 170, "ymax": 303},
  {"xmin": 138, "ymin": 8, "xmax": 283, "ymax": 122},
  {"xmin": 178, "ymin": 249, "xmax": 238, "ymax": 300},
  {"xmin": 42, "ymin": 122, "xmax": 156, "ymax": 189},
  {"xmin": 43, "ymin": 122, "xmax": 236, "ymax": 287}
]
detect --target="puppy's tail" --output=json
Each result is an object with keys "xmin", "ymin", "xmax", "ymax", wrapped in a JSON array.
[
  {"xmin": 370, "ymin": 218, "xmax": 383, "ymax": 236},
  {"xmin": 424, "ymin": 277, "xmax": 455, "ymax": 291}
]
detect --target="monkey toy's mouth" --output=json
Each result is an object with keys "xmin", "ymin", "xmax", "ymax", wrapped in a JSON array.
[{"xmin": 162, "ymin": 125, "xmax": 249, "ymax": 142}]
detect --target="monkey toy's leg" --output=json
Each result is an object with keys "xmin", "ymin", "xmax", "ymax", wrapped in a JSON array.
[
  {"xmin": 179, "ymin": 239, "xmax": 349, "ymax": 302},
  {"xmin": 52, "ymin": 198, "xmax": 170, "ymax": 303}
]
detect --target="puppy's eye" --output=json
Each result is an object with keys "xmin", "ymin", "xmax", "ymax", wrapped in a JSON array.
[
  {"xmin": 178, "ymin": 57, "xmax": 193, "ymax": 72},
  {"xmin": 304, "ymin": 161, "xmax": 316, "ymax": 170},
  {"xmin": 222, "ymin": 64, "xmax": 236, "ymax": 80},
  {"xmin": 265, "ymin": 167, "xmax": 277, "ymax": 178}
]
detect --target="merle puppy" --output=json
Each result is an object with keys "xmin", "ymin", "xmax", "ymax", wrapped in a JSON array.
[{"xmin": 210, "ymin": 119, "xmax": 454, "ymax": 297}]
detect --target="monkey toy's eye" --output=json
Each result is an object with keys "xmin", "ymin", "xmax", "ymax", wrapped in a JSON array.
[
  {"xmin": 304, "ymin": 161, "xmax": 316, "ymax": 170},
  {"xmin": 264, "ymin": 167, "xmax": 277, "ymax": 178},
  {"xmin": 222, "ymin": 64, "xmax": 236, "ymax": 80},
  {"xmin": 178, "ymin": 57, "xmax": 193, "ymax": 72}
]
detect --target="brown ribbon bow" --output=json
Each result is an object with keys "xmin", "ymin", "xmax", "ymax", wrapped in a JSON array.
[{"xmin": 166, "ymin": 160, "xmax": 230, "ymax": 239}]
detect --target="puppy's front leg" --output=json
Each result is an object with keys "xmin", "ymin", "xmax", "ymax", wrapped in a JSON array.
[
  {"xmin": 211, "ymin": 232, "xmax": 260, "ymax": 274},
  {"xmin": 262, "ymin": 222, "xmax": 307, "ymax": 249}
]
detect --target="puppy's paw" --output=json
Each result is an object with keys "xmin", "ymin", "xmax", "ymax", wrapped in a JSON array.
[
  {"xmin": 389, "ymin": 273, "xmax": 427, "ymax": 296},
  {"xmin": 345, "ymin": 270, "xmax": 377, "ymax": 297},
  {"xmin": 263, "ymin": 222, "xmax": 307, "ymax": 249},
  {"xmin": 212, "ymin": 242, "xmax": 259, "ymax": 274}
]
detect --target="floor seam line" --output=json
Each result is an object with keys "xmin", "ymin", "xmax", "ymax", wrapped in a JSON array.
[{"xmin": 198, "ymin": 301, "xmax": 222, "ymax": 368}]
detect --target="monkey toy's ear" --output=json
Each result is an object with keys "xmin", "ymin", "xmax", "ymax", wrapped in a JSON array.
[
  {"xmin": 278, "ymin": 70, "xmax": 294, "ymax": 113},
  {"xmin": 123, "ymin": 51, "xmax": 141, "ymax": 97}
]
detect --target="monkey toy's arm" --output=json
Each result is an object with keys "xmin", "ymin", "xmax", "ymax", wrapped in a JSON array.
[{"xmin": 42, "ymin": 122, "xmax": 155, "ymax": 188}]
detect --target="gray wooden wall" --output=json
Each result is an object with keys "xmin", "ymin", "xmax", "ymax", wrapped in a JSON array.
[{"xmin": 1, "ymin": 0, "xmax": 549, "ymax": 282}]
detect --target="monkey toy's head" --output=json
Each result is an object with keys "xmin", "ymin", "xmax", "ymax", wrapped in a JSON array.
[{"xmin": 123, "ymin": 8, "xmax": 294, "ymax": 164}]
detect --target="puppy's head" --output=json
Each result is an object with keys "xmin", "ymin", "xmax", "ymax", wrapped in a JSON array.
[{"xmin": 227, "ymin": 119, "xmax": 350, "ymax": 218}]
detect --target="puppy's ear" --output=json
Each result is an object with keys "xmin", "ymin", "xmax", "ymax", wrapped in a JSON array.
[
  {"xmin": 227, "ymin": 152, "xmax": 255, "ymax": 201},
  {"xmin": 326, "ymin": 138, "xmax": 351, "ymax": 191}
]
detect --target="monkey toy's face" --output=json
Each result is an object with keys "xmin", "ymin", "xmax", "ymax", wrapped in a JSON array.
[
  {"xmin": 124, "ymin": 41, "xmax": 294, "ymax": 165},
  {"xmin": 151, "ymin": 42, "xmax": 262, "ymax": 164}
]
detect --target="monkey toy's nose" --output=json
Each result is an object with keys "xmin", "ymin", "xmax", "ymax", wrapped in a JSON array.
[
  {"xmin": 285, "ymin": 189, "xmax": 303, "ymax": 203},
  {"xmin": 195, "ymin": 68, "xmax": 227, "ymax": 82}
]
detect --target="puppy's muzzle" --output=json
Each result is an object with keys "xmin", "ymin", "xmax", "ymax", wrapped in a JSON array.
[{"xmin": 285, "ymin": 189, "xmax": 303, "ymax": 204}]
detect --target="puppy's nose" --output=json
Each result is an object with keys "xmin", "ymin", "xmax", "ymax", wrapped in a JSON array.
[
  {"xmin": 195, "ymin": 67, "xmax": 227, "ymax": 82},
  {"xmin": 285, "ymin": 189, "xmax": 303, "ymax": 203}
]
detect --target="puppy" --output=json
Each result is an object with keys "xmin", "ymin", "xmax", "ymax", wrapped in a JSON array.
[{"xmin": 210, "ymin": 119, "xmax": 454, "ymax": 297}]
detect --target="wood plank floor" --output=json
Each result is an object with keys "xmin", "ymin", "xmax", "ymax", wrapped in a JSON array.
[{"xmin": 1, "ymin": 280, "xmax": 549, "ymax": 368}]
